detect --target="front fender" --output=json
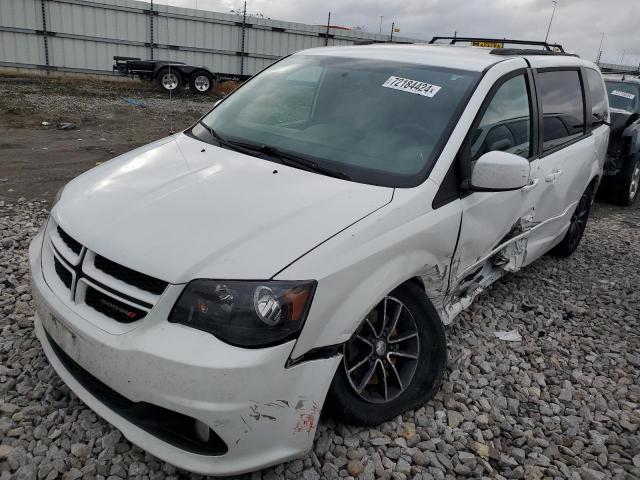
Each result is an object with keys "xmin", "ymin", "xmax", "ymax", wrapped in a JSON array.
[{"xmin": 276, "ymin": 181, "xmax": 462, "ymax": 359}]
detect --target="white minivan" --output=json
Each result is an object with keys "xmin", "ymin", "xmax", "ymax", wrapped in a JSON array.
[{"xmin": 29, "ymin": 38, "xmax": 609, "ymax": 475}]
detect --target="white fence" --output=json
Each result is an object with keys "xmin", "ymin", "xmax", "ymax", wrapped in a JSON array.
[{"xmin": 0, "ymin": 0, "xmax": 418, "ymax": 77}]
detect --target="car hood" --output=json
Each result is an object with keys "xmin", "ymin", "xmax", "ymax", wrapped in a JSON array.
[{"xmin": 54, "ymin": 133, "xmax": 393, "ymax": 283}]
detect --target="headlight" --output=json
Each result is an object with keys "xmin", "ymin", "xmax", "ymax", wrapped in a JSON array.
[{"xmin": 169, "ymin": 280, "xmax": 316, "ymax": 348}]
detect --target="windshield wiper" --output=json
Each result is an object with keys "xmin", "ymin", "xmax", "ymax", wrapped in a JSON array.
[
  {"xmin": 197, "ymin": 121, "xmax": 246, "ymax": 153},
  {"xmin": 196, "ymin": 123, "xmax": 350, "ymax": 180},
  {"xmin": 227, "ymin": 141, "xmax": 351, "ymax": 180}
]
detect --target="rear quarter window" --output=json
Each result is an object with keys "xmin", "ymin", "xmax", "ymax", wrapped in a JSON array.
[
  {"xmin": 537, "ymin": 70, "xmax": 585, "ymax": 152},
  {"xmin": 585, "ymin": 68, "xmax": 608, "ymax": 126}
]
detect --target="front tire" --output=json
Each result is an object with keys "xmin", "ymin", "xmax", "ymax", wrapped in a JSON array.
[
  {"xmin": 327, "ymin": 283, "xmax": 447, "ymax": 426},
  {"xmin": 551, "ymin": 184, "xmax": 593, "ymax": 257}
]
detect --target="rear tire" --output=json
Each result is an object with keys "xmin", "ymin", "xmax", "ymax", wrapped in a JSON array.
[
  {"xmin": 551, "ymin": 184, "xmax": 593, "ymax": 257},
  {"xmin": 327, "ymin": 282, "xmax": 447, "ymax": 426},
  {"xmin": 156, "ymin": 67, "xmax": 183, "ymax": 94},
  {"xmin": 189, "ymin": 71, "xmax": 214, "ymax": 95}
]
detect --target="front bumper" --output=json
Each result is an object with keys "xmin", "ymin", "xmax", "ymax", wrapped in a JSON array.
[{"xmin": 29, "ymin": 230, "xmax": 341, "ymax": 475}]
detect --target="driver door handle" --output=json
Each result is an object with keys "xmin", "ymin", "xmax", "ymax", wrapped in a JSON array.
[{"xmin": 522, "ymin": 178, "xmax": 539, "ymax": 192}]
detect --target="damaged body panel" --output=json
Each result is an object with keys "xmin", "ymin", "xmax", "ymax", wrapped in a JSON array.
[
  {"xmin": 30, "ymin": 229, "xmax": 340, "ymax": 475},
  {"xmin": 599, "ymin": 76, "xmax": 639, "ymax": 205},
  {"xmin": 604, "ymin": 109, "xmax": 640, "ymax": 176}
]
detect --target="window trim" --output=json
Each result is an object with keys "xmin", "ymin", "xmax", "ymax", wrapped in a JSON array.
[{"xmin": 533, "ymin": 66, "xmax": 590, "ymax": 158}]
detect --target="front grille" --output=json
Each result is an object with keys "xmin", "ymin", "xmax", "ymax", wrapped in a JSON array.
[
  {"xmin": 47, "ymin": 220, "xmax": 166, "ymax": 326},
  {"xmin": 94, "ymin": 255, "xmax": 168, "ymax": 295},
  {"xmin": 85, "ymin": 286, "xmax": 146, "ymax": 323},
  {"xmin": 57, "ymin": 227, "xmax": 82, "ymax": 255},
  {"xmin": 43, "ymin": 329, "xmax": 228, "ymax": 456},
  {"xmin": 54, "ymin": 257, "xmax": 72, "ymax": 289}
]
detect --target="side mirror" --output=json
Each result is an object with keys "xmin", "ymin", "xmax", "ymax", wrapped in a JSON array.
[{"xmin": 469, "ymin": 150, "xmax": 530, "ymax": 191}]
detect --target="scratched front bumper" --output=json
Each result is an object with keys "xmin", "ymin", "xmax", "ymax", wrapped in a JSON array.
[{"xmin": 29, "ymin": 231, "xmax": 341, "ymax": 475}]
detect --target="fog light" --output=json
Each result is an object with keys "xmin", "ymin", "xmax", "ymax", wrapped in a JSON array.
[
  {"xmin": 194, "ymin": 420, "xmax": 210, "ymax": 442},
  {"xmin": 253, "ymin": 286, "xmax": 282, "ymax": 326}
]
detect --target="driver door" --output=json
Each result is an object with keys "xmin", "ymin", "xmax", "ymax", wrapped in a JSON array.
[{"xmin": 450, "ymin": 69, "xmax": 550, "ymax": 290}]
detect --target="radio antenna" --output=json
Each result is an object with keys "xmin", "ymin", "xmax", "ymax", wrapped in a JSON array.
[{"xmin": 165, "ymin": 0, "xmax": 175, "ymax": 134}]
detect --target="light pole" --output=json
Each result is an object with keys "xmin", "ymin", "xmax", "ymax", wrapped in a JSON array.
[
  {"xmin": 544, "ymin": 0, "xmax": 557, "ymax": 43},
  {"xmin": 379, "ymin": 16, "xmax": 383, "ymax": 34},
  {"xmin": 620, "ymin": 49, "xmax": 626, "ymax": 65}
]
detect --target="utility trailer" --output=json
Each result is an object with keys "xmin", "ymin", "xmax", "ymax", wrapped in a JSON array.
[{"xmin": 113, "ymin": 56, "xmax": 251, "ymax": 95}]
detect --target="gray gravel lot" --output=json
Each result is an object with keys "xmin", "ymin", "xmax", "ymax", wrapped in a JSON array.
[{"xmin": 1, "ymin": 197, "xmax": 639, "ymax": 480}]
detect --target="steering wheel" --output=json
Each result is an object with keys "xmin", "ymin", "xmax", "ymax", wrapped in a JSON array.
[{"xmin": 390, "ymin": 123, "xmax": 437, "ymax": 144}]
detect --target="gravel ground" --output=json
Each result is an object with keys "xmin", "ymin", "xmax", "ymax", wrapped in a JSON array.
[{"xmin": 1, "ymin": 198, "xmax": 639, "ymax": 480}]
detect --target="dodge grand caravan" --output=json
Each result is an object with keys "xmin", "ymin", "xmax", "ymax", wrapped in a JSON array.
[{"xmin": 29, "ymin": 38, "xmax": 609, "ymax": 475}]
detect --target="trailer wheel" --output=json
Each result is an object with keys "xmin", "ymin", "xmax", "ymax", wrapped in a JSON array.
[
  {"xmin": 189, "ymin": 71, "xmax": 214, "ymax": 94},
  {"xmin": 156, "ymin": 67, "xmax": 183, "ymax": 94}
]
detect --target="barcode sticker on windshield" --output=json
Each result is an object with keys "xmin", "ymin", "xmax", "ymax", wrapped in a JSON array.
[
  {"xmin": 611, "ymin": 90, "xmax": 636, "ymax": 100},
  {"xmin": 382, "ymin": 76, "xmax": 442, "ymax": 97}
]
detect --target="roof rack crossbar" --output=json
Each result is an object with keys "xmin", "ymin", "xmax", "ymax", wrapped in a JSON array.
[{"xmin": 429, "ymin": 36, "xmax": 565, "ymax": 53}]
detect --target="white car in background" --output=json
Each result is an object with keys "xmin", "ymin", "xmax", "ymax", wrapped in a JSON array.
[{"xmin": 29, "ymin": 38, "xmax": 608, "ymax": 475}]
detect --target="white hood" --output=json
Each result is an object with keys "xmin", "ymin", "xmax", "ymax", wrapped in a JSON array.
[{"xmin": 53, "ymin": 133, "xmax": 393, "ymax": 283}]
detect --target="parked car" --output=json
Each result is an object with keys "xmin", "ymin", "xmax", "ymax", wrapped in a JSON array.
[
  {"xmin": 113, "ymin": 56, "xmax": 250, "ymax": 94},
  {"xmin": 600, "ymin": 74, "xmax": 640, "ymax": 205},
  {"xmin": 30, "ymin": 38, "xmax": 608, "ymax": 475}
]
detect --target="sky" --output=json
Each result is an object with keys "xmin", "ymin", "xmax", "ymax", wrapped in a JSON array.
[{"xmin": 152, "ymin": 0, "xmax": 640, "ymax": 67}]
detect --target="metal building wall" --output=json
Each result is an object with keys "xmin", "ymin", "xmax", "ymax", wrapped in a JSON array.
[{"xmin": 0, "ymin": 0, "xmax": 419, "ymax": 76}]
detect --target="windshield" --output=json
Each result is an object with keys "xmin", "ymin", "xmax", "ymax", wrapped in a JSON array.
[
  {"xmin": 605, "ymin": 81, "xmax": 640, "ymax": 113},
  {"xmin": 196, "ymin": 54, "xmax": 479, "ymax": 187}
]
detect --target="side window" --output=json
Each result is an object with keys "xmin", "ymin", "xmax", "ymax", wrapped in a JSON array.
[
  {"xmin": 470, "ymin": 75, "xmax": 531, "ymax": 161},
  {"xmin": 585, "ymin": 68, "xmax": 608, "ymax": 126},
  {"xmin": 537, "ymin": 70, "xmax": 585, "ymax": 152}
]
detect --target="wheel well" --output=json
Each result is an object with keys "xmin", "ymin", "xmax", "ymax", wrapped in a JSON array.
[
  {"xmin": 400, "ymin": 276, "xmax": 426, "ymax": 293},
  {"xmin": 154, "ymin": 67, "xmax": 183, "ymax": 80},
  {"xmin": 191, "ymin": 69, "xmax": 212, "ymax": 79}
]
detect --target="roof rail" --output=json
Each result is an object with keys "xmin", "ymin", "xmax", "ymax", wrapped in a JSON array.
[
  {"xmin": 429, "ymin": 36, "xmax": 565, "ymax": 53},
  {"xmin": 491, "ymin": 48, "xmax": 579, "ymax": 58}
]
